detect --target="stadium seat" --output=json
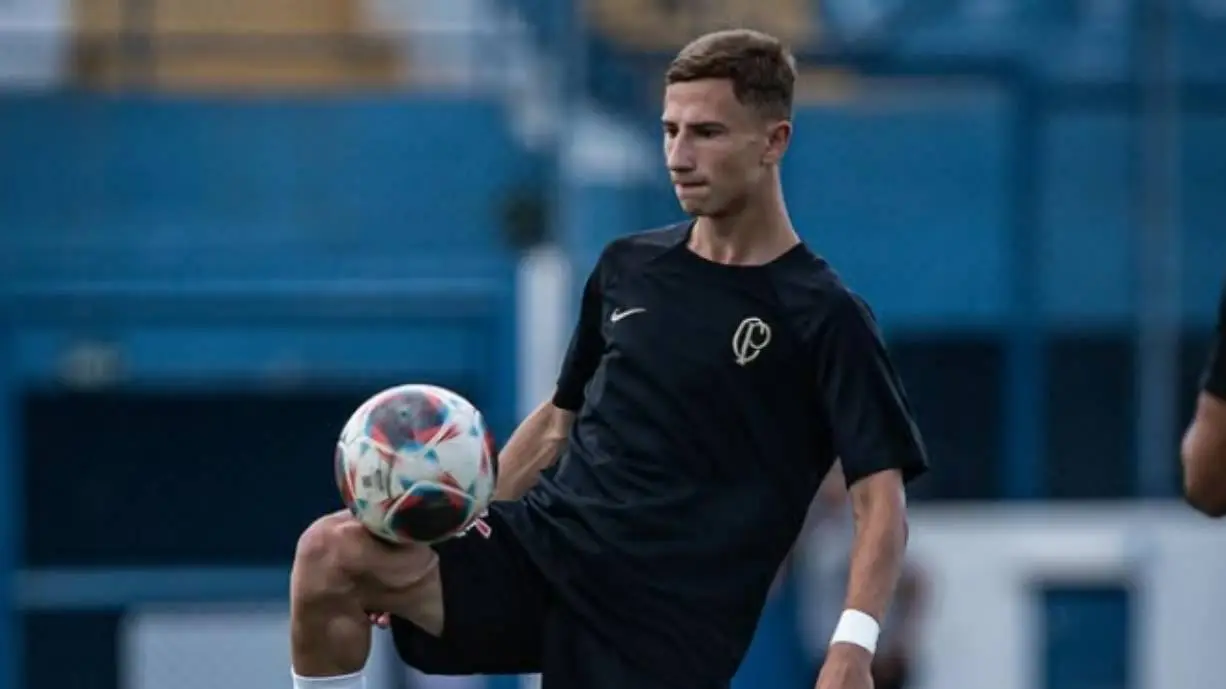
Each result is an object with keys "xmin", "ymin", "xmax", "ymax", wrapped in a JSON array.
[
  {"xmin": 585, "ymin": 0, "xmax": 817, "ymax": 52},
  {"xmin": 71, "ymin": 0, "xmax": 404, "ymax": 90}
]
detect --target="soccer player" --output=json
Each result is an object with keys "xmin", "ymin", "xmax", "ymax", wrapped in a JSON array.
[
  {"xmin": 1181, "ymin": 281, "xmax": 1226, "ymax": 517},
  {"xmin": 289, "ymin": 28, "xmax": 928, "ymax": 689}
]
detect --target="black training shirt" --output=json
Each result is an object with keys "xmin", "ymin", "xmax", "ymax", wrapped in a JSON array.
[
  {"xmin": 1203, "ymin": 281, "xmax": 1226, "ymax": 400},
  {"xmin": 501, "ymin": 222, "xmax": 928, "ymax": 686}
]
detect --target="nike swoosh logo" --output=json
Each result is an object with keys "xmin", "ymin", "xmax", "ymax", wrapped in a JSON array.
[{"xmin": 610, "ymin": 308, "xmax": 646, "ymax": 323}]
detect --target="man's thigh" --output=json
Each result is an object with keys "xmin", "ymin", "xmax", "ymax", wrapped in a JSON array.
[{"xmin": 391, "ymin": 505, "xmax": 548, "ymax": 676}]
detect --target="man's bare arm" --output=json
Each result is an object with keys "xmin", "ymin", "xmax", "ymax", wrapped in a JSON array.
[
  {"xmin": 816, "ymin": 468, "xmax": 910, "ymax": 689},
  {"xmin": 1181, "ymin": 392, "xmax": 1226, "ymax": 517},
  {"xmin": 493, "ymin": 399, "xmax": 574, "ymax": 501},
  {"xmin": 842, "ymin": 469, "xmax": 909, "ymax": 629}
]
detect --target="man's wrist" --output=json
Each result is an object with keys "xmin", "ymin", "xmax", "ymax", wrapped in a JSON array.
[
  {"xmin": 825, "ymin": 641, "xmax": 874, "ymax": 665},
  {"xmin": 829, "ymin": 608, "xmax": 880, "ymax": 655}
]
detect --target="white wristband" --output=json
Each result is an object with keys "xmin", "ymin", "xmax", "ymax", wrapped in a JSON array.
[{"xmin": 829, "ymin": 609, "xmax": 880, "ymax": 655}]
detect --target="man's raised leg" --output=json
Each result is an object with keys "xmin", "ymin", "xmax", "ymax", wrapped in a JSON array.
[{"xmin": 289, "ymin": 511, "xmax": 441, "ymax": 688}]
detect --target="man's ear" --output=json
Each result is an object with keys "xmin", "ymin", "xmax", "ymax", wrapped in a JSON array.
[{"xmin": 762, "ymin": 120, "xmax": 792, "ymax": 166}]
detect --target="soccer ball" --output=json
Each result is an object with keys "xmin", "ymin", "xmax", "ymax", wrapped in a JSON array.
[{"xmin": 334, "ymin": 383, "xmax": 498, "ymax": 544}]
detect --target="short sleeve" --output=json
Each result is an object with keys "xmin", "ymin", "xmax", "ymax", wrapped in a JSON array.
[
  {"xmin": 810, "ymin": 294, "xmax": 929, "ymax": 488},
  {"xmin": 1202, "ymin": 283, "xmax": 1226, "ymax": 400},
  {"xmin": 552, "ymin": 261, "xmax": 606, "ymax": 412}
]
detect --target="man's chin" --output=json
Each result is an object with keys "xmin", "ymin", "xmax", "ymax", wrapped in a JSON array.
[{"xmin": 677, "ymin": 198, "xmax": 710, "ymax": 217}]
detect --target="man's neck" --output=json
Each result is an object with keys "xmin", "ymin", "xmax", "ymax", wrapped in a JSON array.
[{"xmin": 688, "ymin": 191, "xmax": 799, "ymax": 266}]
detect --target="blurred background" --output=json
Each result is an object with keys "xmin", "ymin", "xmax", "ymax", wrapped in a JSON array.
[{"xmin": 1, "ymin": 0, "xmax": 1225, "ymax": 688}]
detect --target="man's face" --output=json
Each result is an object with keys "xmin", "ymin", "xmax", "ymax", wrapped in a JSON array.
[{"xmin": 661, "ymin": 79, "xmax": 788, "ymax": 217}]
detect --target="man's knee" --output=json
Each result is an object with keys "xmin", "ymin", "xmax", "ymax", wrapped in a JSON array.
[
  {"xmin": 292, "ymin": 512, "xmax": 366, "ymax": 601},
  {"xmin": 292, "ymin": 511, "xmax": 443, "ymax": 634}
]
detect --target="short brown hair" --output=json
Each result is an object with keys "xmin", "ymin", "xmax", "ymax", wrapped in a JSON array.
[{"xmin": 665, "ymin": 29, "xmax": 797, "ymax": 121}]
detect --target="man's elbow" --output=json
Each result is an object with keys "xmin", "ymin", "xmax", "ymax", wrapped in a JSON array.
[
  {"xmin": 1182, "ymin": 470, "xmax": 1226, "ymax": 517},
  {"xmin": 1181, "ymin": 439, "xmax": 1226, "ymax": 518},
  {"xmin": 1182, "ymin": 394, "xmax": 1226, "ymax": 517}
]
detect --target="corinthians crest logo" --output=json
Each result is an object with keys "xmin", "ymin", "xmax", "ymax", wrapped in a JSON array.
[{"xmin": 732, "ymin": 317, "xmax": 772, "ymax": 366}]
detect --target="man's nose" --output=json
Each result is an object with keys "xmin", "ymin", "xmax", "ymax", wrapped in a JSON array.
[{"xmin": 666, "ymin": 138, "xmax": 694, "ymax": 173}]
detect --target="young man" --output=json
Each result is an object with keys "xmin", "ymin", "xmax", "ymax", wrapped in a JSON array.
[
  {"xmin": 289, "ymin": 29, "xmax": 928, "ymax": 689},
  {"xmin": 1182, "ymin": 281, "xmax": 1226, "ymax": 517}
]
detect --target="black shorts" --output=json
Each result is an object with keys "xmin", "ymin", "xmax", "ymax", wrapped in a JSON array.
[{"xmin": 390, "ymin": 504, "xmax": 690, "ymax": 689}]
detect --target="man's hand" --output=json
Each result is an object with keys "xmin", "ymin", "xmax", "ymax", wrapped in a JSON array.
[{"xmin": 815, "ymin": 644, "xmax": 874, "ymax": 689}]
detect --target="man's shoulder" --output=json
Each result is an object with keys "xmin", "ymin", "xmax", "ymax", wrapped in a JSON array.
[
  {"xmin": 596, "ymin": 222, "xmax": 690, "ymax": 267},
  {"xmin": 775, "ymin": 246, "xmax": 844, "ymax": 294},
  {"xmin": 771, "ymin": 251, "xmax": 876, "ymax": 335}
]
